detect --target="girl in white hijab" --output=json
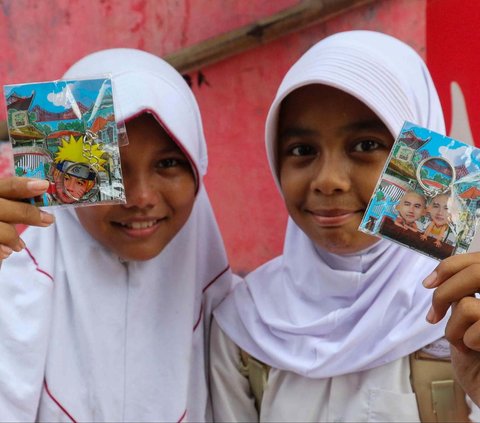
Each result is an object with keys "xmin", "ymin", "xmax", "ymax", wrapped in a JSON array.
[
  {"xmin": 211, "ymin": 30, "xmax": 457, "ymax": 422},
  {"xmin": 0, "ymin": 48, "xmax": 231, "ymax": 421}
]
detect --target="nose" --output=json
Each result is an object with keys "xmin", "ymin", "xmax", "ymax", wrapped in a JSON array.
[
  {"xmin": 122, "ymin": 172, "xmax": 160, "ymax": 209},
  {"xmin": 310, "ymin": 156, "xmax": 351, "ymax": 195}
]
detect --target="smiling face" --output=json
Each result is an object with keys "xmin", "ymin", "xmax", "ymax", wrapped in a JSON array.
[
  {"xmin": 76, "ymin": 113, "xmax": 196, "ymax": 261},
  {"xmin": 428, "ymin": 194, "xmax": 450, "ymax": 226},
  {"xmin": 277, "ymin": 84, "xmax": 394, "ymax": 254},
  {"xmin": 396, "ymin": 191, "xmax": 426, "ymax": 224}
]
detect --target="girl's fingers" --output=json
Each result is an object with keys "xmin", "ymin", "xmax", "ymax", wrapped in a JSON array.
[
  {"xmin": 422, "ymin": 253, "xmax": 480, "ymax": 324},
  {"xmin": 445, "ymin": 298, "xmax": 480, "ymax": 350},
  {"xmin": 427, "ymin": 263, "xmax": 480, "ymax": 323},
  {"xmin": 0, "ymin": 222, "xmax": 25, "ymax": 251},
  {"xmin": 464, "ymin": 317, "xmax": 480, "ymax": 352},
  {"xmin": 0, "ymin": 244, "xmax": 13, "ymax": 260},
  {"xmin": 0, "ymin": 177, "xmax": 49, "ymax": 199},
  {"xmin": 422, "ymin": 252, "xmax": 480, "ymax": 289},
  {"xmin": 0, "ymin": 198, "xmax": 54, "ymax": 226},
  {"xmin": 0, "ymin": 178, "xmax": 55, "ymax": 227},
  {"xmin": 0, "ymin": 222, "xmax": 25, "ymax": 252}
]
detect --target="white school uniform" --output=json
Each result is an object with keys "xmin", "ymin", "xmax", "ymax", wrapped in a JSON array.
[
  {"xmin": 211, "ymin": 320, "xmax": 420, "ymax": 422},
  {"xmin": 212, "ymin": 31, "xmax": 448, "ymax": 422},
  {"xmin": 0, "ymin": 49, "xmax": 231, "ymax": 422}
]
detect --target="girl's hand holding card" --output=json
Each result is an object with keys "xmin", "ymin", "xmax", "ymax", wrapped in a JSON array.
[
  {"xmin": 423, "ymin": 252, "xmax": 480, "ymax": 406},
  {"xmin": 0, "ymin": 176, "xmax": 54, "ymax": 259}
]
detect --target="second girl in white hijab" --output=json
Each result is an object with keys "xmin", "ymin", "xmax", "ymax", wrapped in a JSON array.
[{"xmin": 211, "ymin": 30, "xmax": 460, "ymax": 422}]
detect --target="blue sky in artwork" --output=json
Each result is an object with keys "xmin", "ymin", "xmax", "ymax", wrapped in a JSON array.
[
  {"xmin": 4, "ymin": 78, "xmax": 111, "ymax": 113},
  {"xmin": 403, "ymin": 121, "xmax": 480, "ymax": 174}
]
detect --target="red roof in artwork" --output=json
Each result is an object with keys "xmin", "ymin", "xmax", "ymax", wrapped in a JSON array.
[
  {"xmin": 90, "ymin": 116, "xmax": 113, "ymax": 133},
  {"xmin": 459, "ymin": 186, "xmax": 480, "ymax": 199},
  {"xmin": 422, "ymin": 179, "xmax": 444, "ymax": 189},
  {"xmin": 6, "ymin": 93, "xmax": 35, "ymax": 111},
  {"xmin": 47, "ymin": 130, "xmax": 83, "ymax": 139},
  {"xmin": 399, "ymin": 130, "xmax": 429, "ymax": 150}
]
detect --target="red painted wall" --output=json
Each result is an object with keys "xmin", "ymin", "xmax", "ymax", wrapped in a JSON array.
[
  {"xmin": 0, "ymin": 0, "xmax": 425, "ymax": 274},
  {"xmin": 426, "ymin": 0, "xmax": 480, "ymax": 145}
]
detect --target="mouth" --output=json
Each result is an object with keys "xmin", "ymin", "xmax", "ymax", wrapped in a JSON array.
[
  {"xmin": 112, "ymin": 218, "xmax": 165, "ymax": 237},
  {"xmin": 307, "ymin": 209, "xmax": 360, "ymax": 227}
]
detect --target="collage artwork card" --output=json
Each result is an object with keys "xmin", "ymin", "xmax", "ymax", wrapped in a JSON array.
[
  {"xmin": 359, "ymin": 121, "xmax": 480, "ymax": 261},
  {"xmin": 3, "ymin": 78, "xmax": 126, "ymax": 207}
]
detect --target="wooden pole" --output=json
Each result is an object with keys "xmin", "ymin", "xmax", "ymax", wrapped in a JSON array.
[
  {"xmin": 164, "ymin": 0, "xmax": 376, "ymax": 73},
  {"xmin": 0, "ymin": 122, "xmax": 7, "ymax": 140}
]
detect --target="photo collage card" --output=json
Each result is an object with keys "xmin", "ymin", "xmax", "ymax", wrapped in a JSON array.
[{"xmin": 360, "ymin": 121, "xmax": 480, "ymax": 260}]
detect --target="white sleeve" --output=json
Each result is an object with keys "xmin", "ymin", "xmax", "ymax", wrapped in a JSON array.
[
  {"xmin": 210, "ymin": 318, "xmax": 258, "ymax": 422},
  {"xmin": 467, "ymin": 395, "xmax": 480, "ymax": 422},
  {"xmin": 0, "ymin": 250, "xmax": 53, "ymax": 421}
]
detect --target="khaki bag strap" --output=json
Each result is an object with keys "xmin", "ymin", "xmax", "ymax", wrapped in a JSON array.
[
  {"xmin": 239, "ymin": 348, "xmax": 471, "ymax": 421},
  {"xmin": 239, "ymin": 349, "xmax": 271, "ymax": 413},
  {"xmin": 410, "ymin": 351, "xmax": 471, "ymax": 422}
]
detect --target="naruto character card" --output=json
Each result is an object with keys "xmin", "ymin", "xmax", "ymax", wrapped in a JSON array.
[
  {"xmin": 359, "ymin": 121, "xmax": 480, "ymax": 261},
  {"xmin": 4, "ymin": 78, "xmax": 126, "ymax": 207}
]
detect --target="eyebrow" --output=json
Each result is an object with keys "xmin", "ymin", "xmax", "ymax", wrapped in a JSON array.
[
  {"xmin": 340, "ymin": 119, "xmax": 390, "ymax": 134},
  {"xmin": 278, "ymin": 127, "xmax": 317, "ymax": 143},
  {"xmin": 278, "ymin": 119, "xmax": 390, "ymax": 143},
  {"xmin": 156, "ymin": 144, "xmax": 185, "ymax": 155}
]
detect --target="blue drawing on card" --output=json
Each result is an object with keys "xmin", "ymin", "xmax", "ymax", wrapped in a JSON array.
[
  {"xmin": 4, "ymin": 78, "xmax": 126, "ymax": 207},
  {"xmin": 360, "ymin": 121, "xmax": 480, "ymax": 261}
]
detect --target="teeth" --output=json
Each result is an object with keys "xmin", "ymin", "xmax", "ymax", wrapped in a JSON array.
[{"xmin": 121, "ymin": 220, "xmax": 157, "ymax": 229}]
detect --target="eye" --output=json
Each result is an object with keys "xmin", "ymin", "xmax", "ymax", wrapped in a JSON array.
[
  {"xmin": 352, "ymin": 139, "xmax": 382, "ymax": 153},
  {"xmin": 288, "ymin": 144, "xmax": 316, "ymax": 156},
  {"xmin": 156, "ymin": 158, "xmax": 181, "ymax": 169}
]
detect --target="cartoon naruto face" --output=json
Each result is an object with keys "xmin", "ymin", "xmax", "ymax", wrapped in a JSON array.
[
  {"xmin": 52, "ymin": 135, "xmax": 105, "ymax": 204},
  {"xmin": 53, "ymin": 162, "xmax": 97, "ymax": 203}
]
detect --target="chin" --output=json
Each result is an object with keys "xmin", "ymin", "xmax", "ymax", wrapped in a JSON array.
[
  {"xmin": 118, "ymin": 253, "xmax": 156, "ymax": 262},
  {"xmin": 315, "ymin": 233, "xmax": 379, "ymax": 255},
  {"xmin": 115, "ymin": 247, "xmax": 165, "ymax": 262},
  {"xmin": 109, "ymin": 237, "xmax": 172, "ymax": 262},
  {"xmin": 319, "ymin": 243, "xmax": 359, "ymax": 255}
]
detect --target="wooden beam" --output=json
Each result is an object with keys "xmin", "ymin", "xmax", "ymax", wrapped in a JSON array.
[
  {"xmin": 164, "ymin": 0, "xmax": 376, "ymax": 73},
  {"xmin": 0, "ymin": 121, "xmax": 7, "ymax": 140}
]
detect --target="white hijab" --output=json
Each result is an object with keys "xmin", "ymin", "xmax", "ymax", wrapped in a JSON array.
[
  {"xmin": 0, "ymin": 49, "xmax": 231, "ymax": 421},
  {"xmin": 214, "ymin": 31, "xmax": 447, "ymax": 378}
]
